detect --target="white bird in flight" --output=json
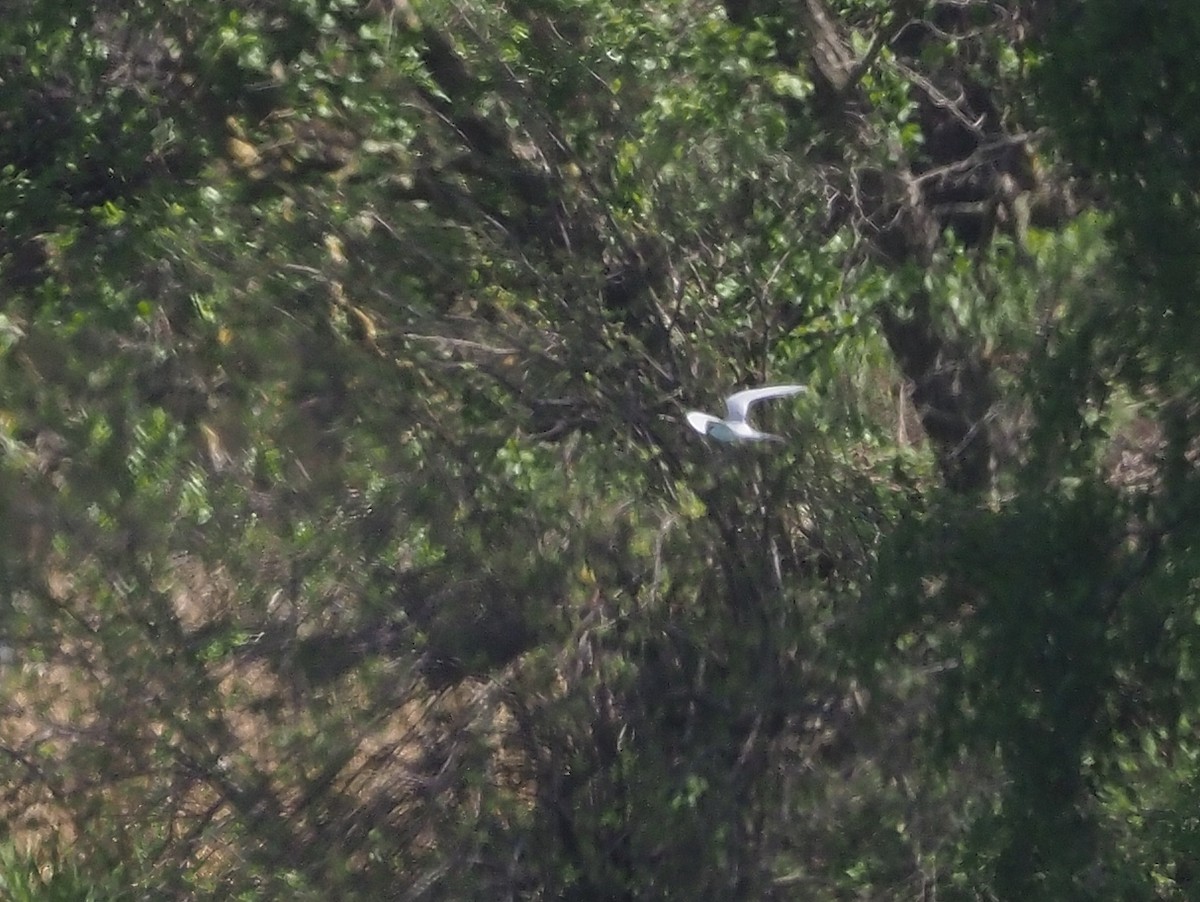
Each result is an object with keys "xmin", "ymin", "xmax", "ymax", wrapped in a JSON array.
[{"xmin": 686, "ymin": 384, "xmax": 807, "ymax": 444}]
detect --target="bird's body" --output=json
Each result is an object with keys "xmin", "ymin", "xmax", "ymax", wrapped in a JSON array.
[{"xmin": 686, "ymin": 385, "xmax": 806, "ymax": 444}]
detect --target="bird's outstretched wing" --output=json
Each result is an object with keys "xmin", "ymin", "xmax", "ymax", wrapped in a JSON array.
[
  {"xmin": 686, "ymin": 411, "xmax": 720, "ymax": 435},
  {"xmin": 724, "ymin": 384, "xmax": 806, "ymax": 424}
]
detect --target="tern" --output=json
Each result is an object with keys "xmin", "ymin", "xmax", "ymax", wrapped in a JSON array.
[{"xmin": 686, "ymin": 384, "xmax": 806, "ymax": 443}]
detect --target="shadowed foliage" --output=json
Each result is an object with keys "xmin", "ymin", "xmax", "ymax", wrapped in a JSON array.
[{"xmin": 1, "ymin": 0, "xmax": 1199, "ymax": 898}]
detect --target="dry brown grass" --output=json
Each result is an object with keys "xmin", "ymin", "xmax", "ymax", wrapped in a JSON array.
[{"xmin": 0, "ymin": 548, "xmax": 546, "ymax": 889}]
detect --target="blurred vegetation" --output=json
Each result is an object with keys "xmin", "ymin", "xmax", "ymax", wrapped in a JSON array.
[{"xmin": 1, "ymin": 0, "xmax": 1198, "ymax": 898}]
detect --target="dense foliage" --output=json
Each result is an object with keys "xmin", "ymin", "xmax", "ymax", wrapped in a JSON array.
[{"xmin": 1, "ymin": 0, "xmax": 1198, "ymax": 898}]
